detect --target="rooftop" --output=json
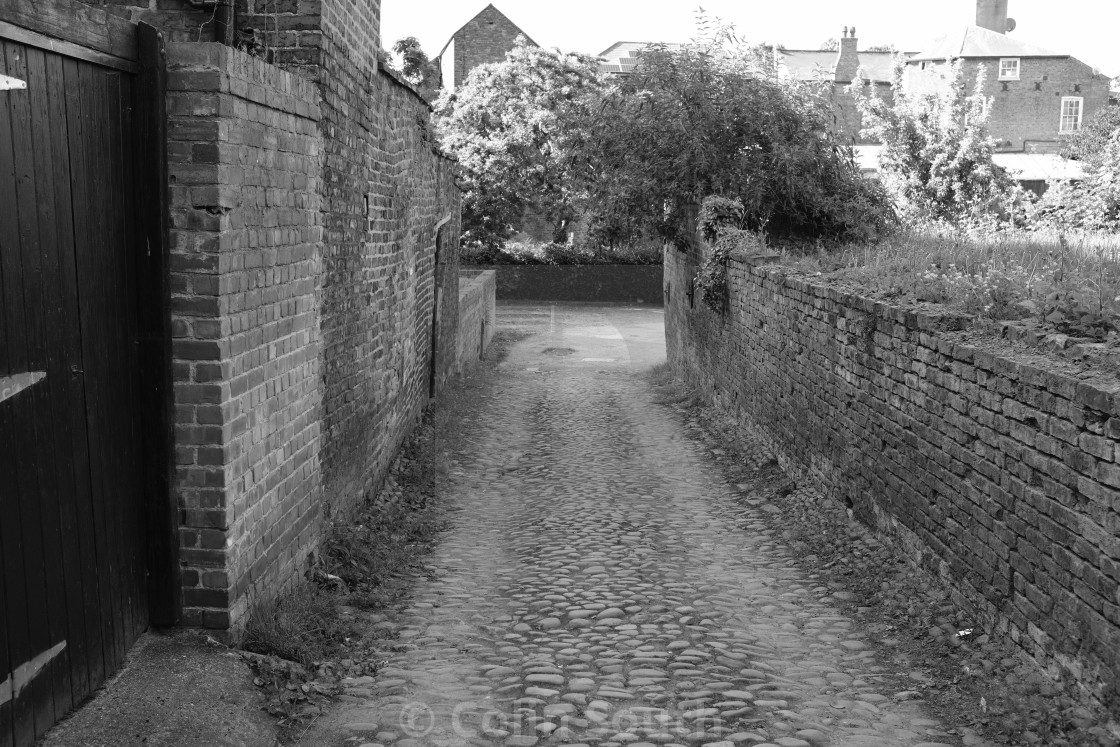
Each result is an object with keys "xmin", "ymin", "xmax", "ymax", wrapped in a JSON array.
[
  {"xmin": 910, "ymin": 25, "xmax": 1068, "ymax": 62},
  {"xmin": 779, "ymin": 49, "xmax": 901, "ymax": 82}
]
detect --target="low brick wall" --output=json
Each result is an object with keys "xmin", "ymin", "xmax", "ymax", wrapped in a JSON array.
[
  {"xmin": 665, "ymin": 245, "xmax": 1120, "ymax": 708},
  {"xmin": 465, "ymin": 264, "xmax": 664, "ymax": 304},
  {"xmin": 457, "ymin": 270, "xmax": 496, "ymax": 373}
]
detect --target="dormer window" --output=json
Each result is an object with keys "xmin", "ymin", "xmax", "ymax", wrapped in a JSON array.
[{"xmin": 999, "ymin": 58, "xmax": 1020, "ymax": 81}]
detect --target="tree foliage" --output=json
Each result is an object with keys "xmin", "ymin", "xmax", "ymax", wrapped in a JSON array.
[
  {"xmin": 585, "ymin": 34, "xmax": 892, "ymax": 247},
  {"xmin": 852, "ymin": 59, "xmax": 1016, "ymax": 225},
  {"xmin": 1060, "ymin": 106, "xmax": 1120, "ymax": 162},
  {"xmin": 391, "ymin": 37, "xmax": 440, "ymax": 102},
  {"xmin": 1035, "ymin": 130, "xmax": 1120, "ymax": 230},
  {"xmin": 435, "ymin": 41, "xmax": 605, "ymax": 249}
]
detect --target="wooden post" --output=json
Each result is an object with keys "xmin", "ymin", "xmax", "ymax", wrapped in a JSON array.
[{"xmin": 135, "ymin": 22, "xmax": 179, "ymax": 627}]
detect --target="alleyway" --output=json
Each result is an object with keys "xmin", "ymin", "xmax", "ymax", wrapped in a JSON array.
[{"xmin": 300, "ymin": 304, "xmax": 961, "ymax": 747}]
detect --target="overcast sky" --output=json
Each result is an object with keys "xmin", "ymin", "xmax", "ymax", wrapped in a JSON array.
[{"xmin": 381, "ymin": 0, "xmax": 1119, "ymax": 77}]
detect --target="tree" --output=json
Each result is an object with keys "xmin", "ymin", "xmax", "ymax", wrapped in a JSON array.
[
  {"xmin": 392, "ymin": 37, "xmax": 440, "ymax": 102},
  {"xmin": 1036, "ymin": 129, "xmax": 1120, "ymax": 230},
  {"xmin": 434, "ymin": 41, "xmax": 605, "ymax": 249},
  {"xmin": 1060, "ymin": 106, "xmax": 1120, "ymax": 161},
  {"xmin": 852, "ymin": 58, "xmax": 1015, "ymax": 225},
  {"xmin": 585, "ymin": 34, "xmax": 892, "ymax": 247},
  {"xmin": 820, "ymin": 38, "xmax": 840, "ymax": 51}
]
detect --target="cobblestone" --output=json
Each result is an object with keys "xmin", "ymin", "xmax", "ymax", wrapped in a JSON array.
[{"xmin": 299, "ymin": 305, "xmax": 975, "ymax": 747}]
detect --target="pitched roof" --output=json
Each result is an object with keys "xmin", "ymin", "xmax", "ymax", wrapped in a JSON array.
[
  {"xmin": 598, "ymin": 41, "xmax": 683, "ymax": 74},
  {"xmin": 910, "ymin": 25, "xmax": 1067, "ymax": 61},
  {"xmin": 436, "ymin": 4, "xmax": 538, "ymax": 60},
  {"xmin": 778, "ymin": 49, "xmax": 901, "ymax": 82}
]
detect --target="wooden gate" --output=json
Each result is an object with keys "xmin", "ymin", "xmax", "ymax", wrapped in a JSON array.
[{"xmin": 0, "ymin": 19, "xmax": 173, "ymax": 747}]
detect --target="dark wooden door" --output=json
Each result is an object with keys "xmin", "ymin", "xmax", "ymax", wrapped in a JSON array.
[{"xmin": 0, "ymin": 36, "xmax": 152, "ymax": 747}]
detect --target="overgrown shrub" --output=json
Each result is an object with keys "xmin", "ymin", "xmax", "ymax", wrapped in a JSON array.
[
  {"xmin": 1033, "ymin": 131, "xmax": 1120, "ymax": 232},
  {"xmin": 435, "ymin": 41, "xmax": 605, "ymax": 249},
  {"xmin": 852, "ymin": 59, "xmax": 1018, "ymax": 226},
  {"xmin": 587, "ymin": 33, "xmax": 893, "ymax": 247},
  {"xmin": 461, "ymin": 240, "xmax": 663, "ymax": 265}
]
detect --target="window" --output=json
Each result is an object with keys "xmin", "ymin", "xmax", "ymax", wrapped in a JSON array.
[
  {"xmin": 1060, "ymin": 97, "xmax": 1084, "ymax": 133},
  {"xmin": 998, "ymin": 58, "xmax": 1020, "ymax": 81}
]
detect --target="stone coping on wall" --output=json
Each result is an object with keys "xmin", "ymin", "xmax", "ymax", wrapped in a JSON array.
[{"xmin": 744, "ymin": 260, "xmax": 1120, "ymax": 392}]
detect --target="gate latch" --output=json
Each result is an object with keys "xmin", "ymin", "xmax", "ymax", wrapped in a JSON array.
[{"xmin": 0, "ymin": 74, "xmax": 27, "ymax": 92}]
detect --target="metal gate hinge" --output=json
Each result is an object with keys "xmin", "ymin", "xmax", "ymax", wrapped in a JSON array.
[{"xmin": 1, "ymin": 74, "xmax": 27, "ymax": 92}]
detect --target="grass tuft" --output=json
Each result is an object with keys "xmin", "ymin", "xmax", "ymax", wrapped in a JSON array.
[{"xmin": 241, "ymin": 583, "xmax": 351, "ymax": 667}]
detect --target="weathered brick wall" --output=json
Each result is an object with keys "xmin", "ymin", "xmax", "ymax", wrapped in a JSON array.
[
  {"xmin": 666, "ymin": 245, "xmax": 1120, "ymax": 708},
  {"xmin": 166, "ymin": 42, "xmax": 324, "ymax": 633},
  {"xmin": 905, "ymin": 57, "xmax": 1111, "ymax": 151},
  {"xmin": 456, "ymin": 270, "xmax": 496, "ymax": 373},
  {"xmin": 313, "ymin": 31, "xmax": 461, "ymax": 520},
  {"xmin": 76, "ymin": 0, "xmax": 219, "ymax": 42},
  {"xmin": 151, "ymin": 0, "xmax": 458, "ymax": 639},
  {"xmin": 451, "ymin": 4, "xmax": 531, "ymax": 89}
]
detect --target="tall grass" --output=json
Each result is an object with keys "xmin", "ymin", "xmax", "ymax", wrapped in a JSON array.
[{"xmin": 782, "ymin": 228, "xmax": 1120, "ymax": 336}]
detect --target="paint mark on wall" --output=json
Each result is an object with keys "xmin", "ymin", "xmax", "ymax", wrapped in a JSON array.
[{"xmin": 0, "ymin": 641, "xmax": 67, "ymax": 706}]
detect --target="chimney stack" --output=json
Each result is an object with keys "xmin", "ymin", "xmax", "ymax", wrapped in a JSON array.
[
  {"xmin": 976, "ymin": 0, "xmax": 1011, "ymax": 33},
  {"xmin": 834, "ymin": 26, "xmax": 859, "ymax": 83}
]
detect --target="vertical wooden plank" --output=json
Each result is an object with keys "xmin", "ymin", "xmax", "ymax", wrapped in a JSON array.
[
  {"xmin": 22, "ymin": 43, "xmax": 77, "ymax": 722},
  {"xmin": 101, "ymin": 67, "xmax": 136, "ymax": 655},
  {"xmin": 136, "ymin": 23, "xmax": 178, "ymax": 628},
  {"xmin": 0, "ymin": 38, "xmax": 19, "ymax": 747},
  {"xmin": 76, "ymin": 62, "xmax": 123, "ymax": 671},
  {"xmin": 63, "ymin": 57, "xmax": 110, "ymax": 689},
  {"xmin": 41, "ymin": 47, "xmax": 93, "ymax": 710},
  {"xmin": 1, "ymin": 38, "xmax": 52, "ymax": 744}
]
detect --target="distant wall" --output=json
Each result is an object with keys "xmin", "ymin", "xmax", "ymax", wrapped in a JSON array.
[
  {"xmin": 466, "ymin": 265, "xmax": 664, "ymax": 304},
  {"xmin": 457, "ymin": 270, "xmax": 496, "ymax": 373},
  {"xmin": 666, "ymin": 243, "xmax": 1120, "ymax": 709}
]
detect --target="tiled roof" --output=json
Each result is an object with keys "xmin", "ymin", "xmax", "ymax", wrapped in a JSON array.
[
  {"xmin": 779, "ymin": 49, "xmax": 901, "ymax": 82},
  {"xmin": 910, "ymin": 25, "xmax": 1067, "ymax": 61}
]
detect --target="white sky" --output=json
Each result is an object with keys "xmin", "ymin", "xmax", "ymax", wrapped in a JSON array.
[{"xmin": 381, "ymin": 0, "xmax": 1120, "ymax": 77}]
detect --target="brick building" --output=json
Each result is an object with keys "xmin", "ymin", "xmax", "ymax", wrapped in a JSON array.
[
  {"xmin": 435, "ymin": 3, "xmax": 537, "ymax": 92},
  {"xmin": 904, "ymin": 0, "xmax": 1111, "ymax": 153}
]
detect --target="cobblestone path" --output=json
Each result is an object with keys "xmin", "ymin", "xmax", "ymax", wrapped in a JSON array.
[{"xmin": 302, "ymin": 304, "xmax": 961, "ymax": 747}]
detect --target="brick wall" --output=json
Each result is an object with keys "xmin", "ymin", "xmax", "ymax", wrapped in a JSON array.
[
  {"xmin": 76, "ymin": 0, "xmax": 220, "ymax": 42},
  {"xmin": 666, "ymin": 245, "xmax": 1120, "ymax": 708},
  {"xmin": 905, "ymin": 57, "xmax": 1111, "ymax": 151},
  {"xmin": 314, "ymin": 30, "xmax": 462, "ymax": 520},
  {"xmin": 118, "ymin": 0, "xmax": 456, "ymax": 638},
  {"xmin": 456, "ymin": 270, "xmax": 496, "ymax": 374},
  {"xmin": 166, "ymin": 42, "xmax": 325, "ymax": 632},
  {"xmin": 450, "ymin": 4, "xmax": 531, "ymax": 89}
]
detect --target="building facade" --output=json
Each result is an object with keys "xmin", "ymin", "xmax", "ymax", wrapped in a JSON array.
[
  {"xmin": 905, "ymin": 1, "xmax": 1111, "ymax": 153},
  {"xmin": 435, "ymin": 3, "xmax": 537, "ymax": 92}
]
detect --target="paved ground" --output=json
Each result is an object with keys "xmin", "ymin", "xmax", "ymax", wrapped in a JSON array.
[
  {"xmin": 300, "ymin": 303, "xmax": 962, "ymax": 747},
  {"xmin": 39, "ymin": 631, "xmax": 277, "ymax": 747}
]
